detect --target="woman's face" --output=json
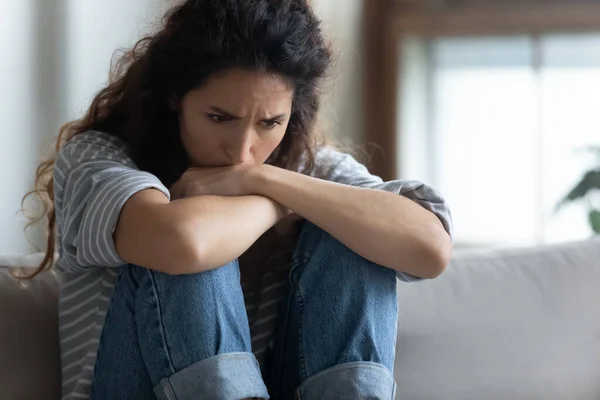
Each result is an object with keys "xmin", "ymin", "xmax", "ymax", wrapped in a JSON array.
[{"xmin": 176, "ymin": 68, "xmax": 294, "ymax": 167}]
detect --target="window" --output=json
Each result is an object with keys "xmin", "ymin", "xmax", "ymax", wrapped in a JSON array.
[{"xmin": 400, "ymin": 34, "xmax": 600, "ymax": 248}]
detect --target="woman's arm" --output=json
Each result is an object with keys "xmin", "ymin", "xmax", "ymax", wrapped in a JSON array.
[
  {"xmin": 115, "ymin": 190, "xmax": 285, "ymax": 275},
  {"xmin": 250, "ymin": 165, "xmax": 452, "ymax": 278},
  {"xmin": 117, "ymin": 156, "xmax": 451, "ymax": 278},
  {"xmin": 55, "ymin": 132, "xmax": 285, "ymax": 275}
]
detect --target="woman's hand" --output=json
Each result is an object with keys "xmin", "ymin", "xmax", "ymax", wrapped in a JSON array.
[
  {"xmin": 170, "ymin": 164, "xmax": 292, "ymax": 221},
  {"xmin": 170, "ymin": 165, "xmax": 257, "ymax": 200}
]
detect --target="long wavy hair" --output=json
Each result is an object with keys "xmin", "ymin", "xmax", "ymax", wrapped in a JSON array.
[{"xmin": 22, "ymin": 0, "xmax": 332, "ymax": 278}]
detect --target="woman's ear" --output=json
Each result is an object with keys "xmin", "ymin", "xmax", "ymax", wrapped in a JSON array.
[{"xmin": 168, "ymin": 94, "xmax": 179, "ymax": 111}]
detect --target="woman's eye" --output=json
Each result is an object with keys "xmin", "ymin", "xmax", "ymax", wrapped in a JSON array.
[
  {"xmin": 207, "ymin": 114, "xmax": 228, "ymax": 123},
  {"xmin": 262, "ymin": 120, "xmax": 281, "ymax": 129}
]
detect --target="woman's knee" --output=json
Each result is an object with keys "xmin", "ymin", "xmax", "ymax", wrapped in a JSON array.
[
  {"xmin": 115, "ymin": 260, "xmax": 248, "ymax": 333},
  {"xmin": 295, "ymin": 220, "xmax": 398, "ymax": 302},
  {"xmin": 124, "ymin": 259, "xmax": 242, "ymax": 294},
  {"xmin": 121, "ymin": 260, "xmax": 252, "ymax": 372},
  {"xmin": 295, "ymin": 223, "xmax": 395, "ymax": 276}
]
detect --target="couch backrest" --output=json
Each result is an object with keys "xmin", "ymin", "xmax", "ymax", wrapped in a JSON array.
[
  {"xmin": 394, "ymin": 238, "xmax": 600, "ymax": 400},
  {"xmin": 0, "ymin": 267, "xmax": 60, "ymax": 400},
  {"xmin": 3, "ymin": 240, "xmax": 599, "ymax": 400}
]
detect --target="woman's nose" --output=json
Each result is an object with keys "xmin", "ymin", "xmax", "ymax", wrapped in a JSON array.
[{"xmin": 226, "ymin": 130, "xmax": 254, "ymax": 165}]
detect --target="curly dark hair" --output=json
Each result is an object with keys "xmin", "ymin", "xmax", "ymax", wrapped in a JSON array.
[{"xmin": 23, "ymin": 0, "xmax": 332, "ymax": 277}]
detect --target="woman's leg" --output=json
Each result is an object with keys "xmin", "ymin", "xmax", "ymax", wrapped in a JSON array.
[
  {"xmin": 90, "ymin": 261, "xmax": 269, "ymax": 400},
  {"xmin": 266, "ymin": 222, "xmax": 398, "ymax": 400}
]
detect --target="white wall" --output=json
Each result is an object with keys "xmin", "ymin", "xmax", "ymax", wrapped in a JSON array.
[
  {"xmin": 65, "ymin": 0, "xmax": 170, "ymax": 120},
  {"xmin": 1, "ymin": 0, "xmax": 40, "ymax": 255},
  {"xmin": 0, "ymin": 0, "xmax": 167, "ymax": 255}
]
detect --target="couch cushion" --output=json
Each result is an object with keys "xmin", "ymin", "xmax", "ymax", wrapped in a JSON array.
[
  {"xmin": 0, "ymin": 266, "xmax": 60, "ymax": 400},
  {"xmin": 395, "ymin": 239, "xmax": 600, "ymax": 400}
]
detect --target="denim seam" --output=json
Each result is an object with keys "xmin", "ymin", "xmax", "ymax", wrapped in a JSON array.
[
  {"xmin": 294, "ymin": 221, "xmax": 326, "ymax": 268},
  {"xmin": 89, "ymin": 270, "xmax": 123, "ymax": 397},
  {"xmin": 288, "ymin": 256, "xmax": 307, "ymax": 284},
  {"xmin": 295, "ymin": 278, "xmax": 309, "ymax": 381},
  {"xmin": 146, "ymin": 268, "xmax": 177, "ymax": 377},
  {"xmin": 162, "ymin": 379, "xmax": 177, "ymax": 400}
]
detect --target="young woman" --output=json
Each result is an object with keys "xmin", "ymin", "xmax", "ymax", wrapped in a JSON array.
[{"xmin": 28, "ymin": 0, "xmax": 452, "ymax": 399}]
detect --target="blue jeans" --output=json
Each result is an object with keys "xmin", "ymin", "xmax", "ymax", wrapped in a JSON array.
[{"xmin": 90, "ymin": 222, "xmax": 398, "ymax": 400}]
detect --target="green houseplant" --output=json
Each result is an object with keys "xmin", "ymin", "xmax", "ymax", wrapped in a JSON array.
[{"xmin": 557, "ymin": 147, "xmax": 600, "ymax": 234}]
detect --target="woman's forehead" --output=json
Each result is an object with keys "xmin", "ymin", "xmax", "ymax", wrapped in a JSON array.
[{"xmin": 184, "ymin": 69, "xmax": 294, "ymax": 111}]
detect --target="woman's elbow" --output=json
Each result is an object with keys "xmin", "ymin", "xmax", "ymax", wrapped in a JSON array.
[
  {"xmin": 425, "ymin": 243, "xmax": 452, "ymax": 279},
  {"xmin": 420, "ymin": 231, "xmax": 452, "ymax": 279},
  {"xmin": 167, "ymin": 239, "xmax": 208, "ymax": 275},
  {"xmin": 156, "ymin": 222, "xmax": 210, "ymax": 275},
  {"xmin": 395, "ymin": 229, "xmax": 451, "ymax": 279}
]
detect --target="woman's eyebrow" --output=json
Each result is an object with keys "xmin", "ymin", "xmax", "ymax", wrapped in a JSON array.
[
  {"xmin": 261, "ymin": 114, "xmax": 287, "ymax": 122},
  {"xmin": 209, "ymin": 106, "xmax": 286, "ymax": 122},
  {"xmin": 208, "ymin": 106, "xmax": 241, "ymax": 119}
]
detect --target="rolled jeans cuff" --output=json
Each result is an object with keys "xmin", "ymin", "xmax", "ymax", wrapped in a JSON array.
[
  {"xmin": 297, "ymin": 361, "xmax": 396, "ymax": 400},
  {"xmin": 153, "ymin": 352, "xmax": 269, "ymax": 400}
]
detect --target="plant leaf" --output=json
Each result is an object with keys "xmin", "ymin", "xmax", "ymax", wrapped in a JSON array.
[
  {"xmin": 588, "ymin": 210, "xmax": 600, "ymax": 235},
  {"xmin": 558, "ymin": 170, "xmax": 600, "ymax": 207},
  {"xmin": 590, "ymin": 210, "xmax": 600, "ymax": 234}
]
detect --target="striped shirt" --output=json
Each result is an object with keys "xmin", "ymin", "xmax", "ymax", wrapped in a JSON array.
[{"xmin": 54, "ymin": 131, "xmax": 452, "ymax": 400}]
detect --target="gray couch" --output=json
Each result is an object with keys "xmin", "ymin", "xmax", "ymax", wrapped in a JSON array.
[{"xmin": 2, "ymin": 239, "xmax": 599, "ymax": 400}]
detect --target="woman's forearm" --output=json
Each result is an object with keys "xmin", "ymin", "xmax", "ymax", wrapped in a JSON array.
[
  {"xmin": 167, "ymin": 195, "xmax": 284, "ymax": 273},
  {"xmin": 252, "ymin": 165, "xmax": 452, "ymax": 278},
  {"xmin": 116, "ymin": 190, "xmax": 283, "ymax": 275}
]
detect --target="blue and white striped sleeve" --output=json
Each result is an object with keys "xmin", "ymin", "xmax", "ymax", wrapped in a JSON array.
[
  {"xmin": 53, "ymin": 131, "xmax": 170, "ymax": 272},
  {"xmin": 315, "ymin": 147, "xmax": 453, "ymax": 282}
]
